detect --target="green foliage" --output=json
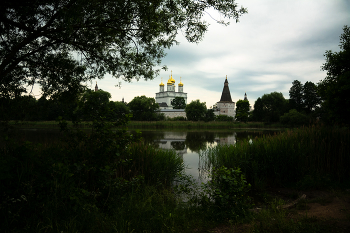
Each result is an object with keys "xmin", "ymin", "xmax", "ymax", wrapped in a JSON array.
[
  {"xmin": 200, "ymin": 125, "xmax": 350, "ymax": 188},
  {"xmin": 252, "ymin": 97, "xmax": 264, "ymax": 121},
  {"xmin": 261, "ymin": 92, "xmax": 288, "ymax": 122},
  {"xmin": 235, "ymin": 100, "xmax": 250, "ymax": 122},
  {"xmin": 289, "ymin": 80, "xmax": 304, "ymax": 112},
  {"xmin": 0, "ymin": 0, "xmax": 247, "ymax": 97},
  {"xmin": 167, "ymin": 116, "xmax": 187, "ymax": 121},
  {"xmin": 171, "ymin": 97, "xmax": 186, "ymax": 109},
  {"xmin": 128, "ymin": 95, "xmax": 160, "ymax": 121},
  {"xmin": 318, "ymin": 25, "xmax": 350, "ymax": 125},
  {"xmin": 204, "ymin": 109, "xmax": 216, "ymax": 122},
  {"xmin": 202, "ymin": 166, "xmax": 251, "ymax": 219},
  {"xmin": 106, "ymin": 101, "xmax": 130, "ymax": 121},
  {"xmin": 0, "ymin": 118, "xmax": 186, "ymax": 232},
  {"xmin": 215, "ymin": 114, "xmax": 234, "ymax": 122},
  {"xmin": 185, "ymin": 99, "xmax": 207, "ymax": 121},
  {"xmin": 76, "ymin": 89, "xmax": 111, "ymax": 120},
  {"xmin": 303, "ymin": 81, "xmax": 320, "ymax": 114},
  {"xmin": 280, "ymin": 109, "xmax": 309, "ymax": 127}
]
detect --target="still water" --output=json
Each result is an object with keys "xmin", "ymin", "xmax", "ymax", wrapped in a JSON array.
[{"xmin": 139, "ymin": 130, "xmax": 279, "ymax": 183}]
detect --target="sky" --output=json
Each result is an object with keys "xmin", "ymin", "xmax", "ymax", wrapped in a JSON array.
[{"xmin": 34, "ymin": 0, "xmax": 350, "ymax": 108}]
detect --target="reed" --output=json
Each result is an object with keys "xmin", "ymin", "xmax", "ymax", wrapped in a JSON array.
[
  {"xmin": 200, "ymin": 125, "xmax": 350, "ymax": 188},
  {"xmin": 0, "ymin": 128, "xmax": 187, "ymax": 232}
]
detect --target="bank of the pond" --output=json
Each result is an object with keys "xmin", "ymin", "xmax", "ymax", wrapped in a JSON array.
[{"xmin": 5, "ymin": 120, "xmax": 286, "ymax": 130}]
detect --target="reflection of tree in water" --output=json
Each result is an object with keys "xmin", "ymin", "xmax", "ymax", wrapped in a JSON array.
[
  {"xmin": 136, "ymin": 131, "xmax": 165, "ymax": 148},
  {"xmin": 171, "ymin": 141, "xmax": 185, "ymax": 150},
  {"xmin": 185, "ymin": 132, "xmax": 215, "ymax": 152}
]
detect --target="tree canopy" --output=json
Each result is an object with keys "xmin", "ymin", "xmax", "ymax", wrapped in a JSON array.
[
  {"xmin": 261, "ymin": 92, "xmax": 288, "ymax": 122},
  {"xmin": 252, "ymin": 97, "xmax": 264, "ymax": 121},
  {"xmin": 171, "ymin": 97, "xmax": 186, "ymax": 109},
  {"xmin": 128, "ymin": 95, "xmax": 160, "ymax": 121},
  {"xmin": 303, "ymin": 81, "xmax": 320, "ymax": 114},
  {"xmin": 76, "ymin": 89, "xmax": 111, "ymax": 120},
  {"xmin": 235, "ymin": 99, "xmax": 249, "ymax": 122},
  {"xmin": 0, "ymin": 0, "xmax": 246, "ymax": 97},
  {"xmin": 289, "ymin": 80, "xmax": 304, "ymax": 112},
  {"xmin": 318, "ymin": 25, "xmax": 350, "ymax": 125},
  {"xmin": 185, "ymin": 99, "xmax": 207, "ymax": 121}
]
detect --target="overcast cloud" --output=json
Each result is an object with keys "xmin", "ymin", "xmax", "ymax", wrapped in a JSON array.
[{"xmin": 80, "ymin": 0, "xmax": 349, "ymax": 108}]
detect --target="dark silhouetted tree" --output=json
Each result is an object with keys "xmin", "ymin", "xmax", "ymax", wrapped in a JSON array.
[{"xmin": 318, "ymin": 25, "xmax": 350, "ymax": 125}]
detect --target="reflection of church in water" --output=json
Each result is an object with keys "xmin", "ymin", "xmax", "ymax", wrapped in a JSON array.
[
  {"xmin": 156, "ymin": 131, "xmax": 237, "ymax": 158},
  {"xmin": 157, "ymin": 132, "xmax": 188, "ymax": 159}
]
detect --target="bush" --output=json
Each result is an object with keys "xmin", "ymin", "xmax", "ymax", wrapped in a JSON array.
[
  {"xmin": 215, "ymin": 115, "xmax": 234, "ymax": 122},
  {"xmin": 202, "ymin": 166, "xmax": 252, "ymax": 219},
  {"xmin": 167, "ymin": 116, "xmax": 187, "ymax": 121},
  {"xmin": 280, "ymin": 109, "xmax": 309, "ymax": 126}
]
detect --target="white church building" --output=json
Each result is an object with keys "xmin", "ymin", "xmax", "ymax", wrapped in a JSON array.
[
  {"xmin": 155, "ymin": 71, "xmax": 187, "ymax": 109},
  {"xmin": 155, "ymin": 73, "xmax": 237, "ymax": 119}
]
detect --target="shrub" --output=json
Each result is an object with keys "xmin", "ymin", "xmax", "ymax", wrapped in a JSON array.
[
  {"xmin": 202, "ymin": 166, "xmax": 252, "ymax": 219},
  {"xmin": 215, "ymin": 115, "xmax": 234, "ymax": 122},
  {"xmin": 280, "ymin": 109, "xmax": 309, "ymax": 126}
]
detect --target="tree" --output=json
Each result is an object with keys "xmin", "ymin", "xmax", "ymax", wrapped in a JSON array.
[
  {"xmin": 303, "ymin": 81, "xmax": 320, "ymax": 114},
  {"xmin": 252, "ymin": 97, "xmax": 264, "ymax": 121},
  {"xmin": 0, "ymin": 0, "xmax": 247, "ymax": 97},
  {"xmin": 261, "ymin": 92, "xmax": 288, "ymax": 122},
  {"xmin": 171, "ymin": 97, "xmax": 186, "ymax": 109},
  {"xmin": 204, "ymin": 109, "xmax": 215, "ymax": 122},
  {"xmin": 76, "ymin": 89, "xmax": 111, "ymax": 120},
  {"xmin": 318, "ymin": 25, "xmax": 350, "ymax": 125},
  {"xmin": 235, "ymin": 100, "xmax": 250, "ymax": 122},
  {"xmin": 107, "ymin": 101, "xmax": 130, "ymax": 122},
  {"xmin": 185, "ymin": 100, "xmax": 207, "ymax": 121},
  {"xmin": 128, "ymin": 96, "xmax": 159, "ymax": 121},
  {"xmin": 289, "ymin": 80, "xmax": 304, "ymax": 112}
]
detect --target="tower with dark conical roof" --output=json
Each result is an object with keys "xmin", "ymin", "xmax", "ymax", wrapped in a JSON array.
[
  {"xmin": 244, "ymin": 92, "xmax": 248, "ymax": 101},
  {"xmin": 215, "ymin": 76, "xmax": 236, "ymax": 118},
  {"xmin": 219, "ymin": 76, "xmax": 233, "ymax": 102}
]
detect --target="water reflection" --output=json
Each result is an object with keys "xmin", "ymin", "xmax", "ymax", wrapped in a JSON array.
[
  {"xmin": 7, "ymin": 128, "xmax": 278, "ymax": 183},
  {"xmin": 140, "ymin": 130, "xmax": 278, "ymax": 183}
]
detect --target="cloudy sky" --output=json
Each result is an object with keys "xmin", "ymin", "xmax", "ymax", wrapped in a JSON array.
[{"xmin": 86, "ymin": 0, "xmax": 349, "ymax": 108}]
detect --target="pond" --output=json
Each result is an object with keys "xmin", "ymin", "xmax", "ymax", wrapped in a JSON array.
[
  {"xmin": 6, "ymin": 128, "xmax": 280, "ymax": 183},
  {"xmin": 139, "ymin": 130, "xmax": 280, "ymax": 183}
]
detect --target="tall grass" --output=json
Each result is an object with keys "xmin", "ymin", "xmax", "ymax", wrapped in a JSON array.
[
  {"xmin": 0, "ymin": 129, "xmax": 186, "ymax": 232},
  {"xmin": 200, "ymin": 125, "xmax": 350, "ymax": 188}
]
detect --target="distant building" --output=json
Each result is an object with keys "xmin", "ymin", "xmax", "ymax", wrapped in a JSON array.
[
  {"xmin": 95, "ymin": 82, "xmax": 98, "ymax": 91},
  {"xmin": 155, "ymin": 71, "xmax": 187, "ymax": 109},
  {"xmin": 214, "ymin": 76, "xmax": 236, "ymax": 118}
]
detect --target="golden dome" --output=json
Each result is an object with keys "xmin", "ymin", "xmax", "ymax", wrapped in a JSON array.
[
  {"xmin": 167, "ymin": 77, "xmax": 172, "ymax": 85},
  {"xmin": 159, "ymin": 77, "xmax": 164, "ymax": 86},
  {"xmin": 170, "ymin": 70, "xmax": 175, "ymax": 83},
  {"xmin": 178, "ymin": 77, "xmax": 183, "ymax": 86}
]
